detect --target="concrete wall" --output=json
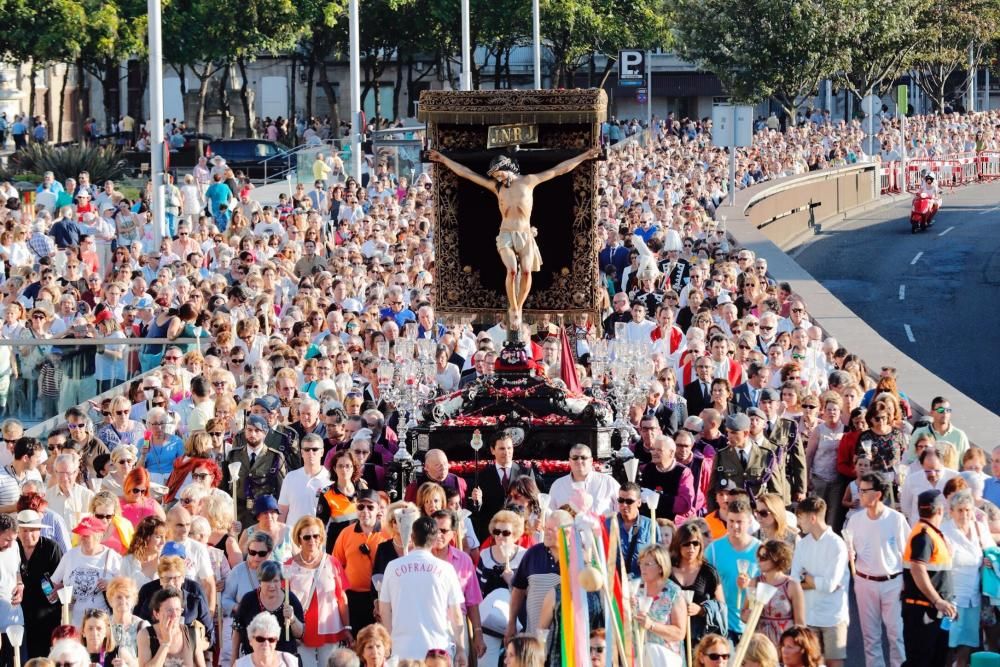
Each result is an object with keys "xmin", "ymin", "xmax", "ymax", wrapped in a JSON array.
[{"xmin": 716, "ymin": 166, "xmax": 1000, "ymax": 444}]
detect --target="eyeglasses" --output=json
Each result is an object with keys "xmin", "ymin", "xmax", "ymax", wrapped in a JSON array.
[
  {"xmin": 302, "ymin": 447, "xmax": 323, "ymax": 453},
  {"xmin": 93, "ymin": 513, "xmax": 113, "ymax": 520},
  {"xmin": 590, "ymin": 645, "xmax": 606, "ymax": 654},
  {"xmin": 705, "ymin": 653, "xmax": 730, "ymax": 661},
  {"xmin": 66, "ymin": 423, "xmax": 85, "ymax": 429},
  {"xmin": 760, "ymin": 325, "xmax": 774, "ymax": 331},
  {"xmin": 357, "ymin": 504, "xmax": 377, "ymax": 512},
  {"xmin": 209, "ymin": 432, "xmax": 225, "ymax": 438},
  {"xmin": 192, "ymin": 472, "xmax": 211, "ymax": 481},
  {"xmin": 253, "ymin": 636, "xmax": 278, "ymax": 644},
  {"xmin": 858, "ymin": 487, "xmax": 876, "ymax": 494},
  {"xmin": 492, "ymin": 528, "xmax": 512, "ymax": 537},
  {"xmin": 300, "ymin": 533, "xmax": 322, "ymax": 541},
  {"xmin": 755, "ymin": 508, "xmax": 771, "ymax": 517},
  {"xmin": 934, "ymin": 407, "xmax": 952, "ymax": 414},
  {"xmin": 247, "ymin": 549, "xmax": 270, "ymax": 557},
  {"xmin": 617, "ymin": 498, "xmax": 638, "ymax": 505}
]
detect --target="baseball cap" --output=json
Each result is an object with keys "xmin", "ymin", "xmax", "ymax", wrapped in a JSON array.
[
  {"xmin": 72, "ymin": 516, "xmax": 108, "ymax": 536},
  {"xmin": 917, "ymin": 489, "xmax": 945, "ymax": 510},
  {"xmin": 161, "ymin": 541, "xmax": 187, "ymax": 559}
]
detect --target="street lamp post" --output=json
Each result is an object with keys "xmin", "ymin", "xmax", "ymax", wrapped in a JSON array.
[
  {"xmin": 532, "ymin": 0, "xmax": 541, "ymax": 89},
  {"xmin": 461, "ymin": 0, "xmax": 471, "ymax": 90},
  {"xmin": 148, "ymin": 0, "xmax": 165, "ymax": 247},
  {"xmin": 349, "ymin": 0, "xmax": 362, "ymax": 182}
]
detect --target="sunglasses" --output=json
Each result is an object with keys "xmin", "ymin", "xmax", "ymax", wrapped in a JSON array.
[
  {"xmin": 93, "ymin": 513, "xmax": 113, "ymax": 520},
  {"xmin": 492, "ymin": 528, "xmax": 513, "ymax": 537},
  {"xmin": 357, "ymin": 504, "xmax": 377, "ymax": 512},
  {"xmin": 617, "ymin": 498, "xmax": 638, "ymax": 506},
  {"xmin": 130, "ymin": 488, "xmax": 148, "ymax": 495},
  {"xmin": 570, "ymin": 455, "xmax": 591, "ymax": 461},
  {"xmin": 934, "ymin": 407, "xmax": 952, "ymax": 414},
  {"xmin": 247, "ymin": 548, "xmax": 270, "ymax": 557},
  {"xmin": 705, "ymin": 653, "xmax": 730, "ymax": 661},
  {"xmin": 300, "ymin": 533, "xmax": 322, "ymax": 541},
  {"xmin": 254, "ymin": 636, "xmax": 278, "ymax": 644},
  {"xmin": 755, "ymin": 508, "xmax": 771, "ymax": 517}
]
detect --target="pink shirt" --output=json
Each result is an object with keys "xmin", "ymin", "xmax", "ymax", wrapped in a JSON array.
[{"xmin": 444, "ymin": 546, "xmax": 482, "ymax": 612}]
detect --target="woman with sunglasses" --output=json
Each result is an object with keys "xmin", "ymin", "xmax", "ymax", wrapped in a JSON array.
[
  {"xmin": 233, "ymin": 560, "xmax": 304, "ymax": 661},
  {"xmin": 119, "ymin": 467, "xmax": 166, "ymax": 527},
  {"xmin": 233, "ymin": 612, "xmax": 297, "ymax": 667},
  {"xmin": 99, "ymin": 444, "xmax": 139, "ymax": 498},
  {"xmin": 285, "ymin": 516, "xmax": 351, "ymax": 667},
  {"xmin": 137, "ymin": 587, "xmax": 207, "ymax": 667},
  {"xmin": 239, "ymin": 495, "xmax": 296, "ymax": 563},
  {"xmin": 96, "ymin": 396, "xmax": 144, "ymax": 452},
  {"xmin": 669, "ymin": 522, "xmax": 725, "ymax": 645},
  {"xmin": 693, "ymin": 633, "xmax": 729, "ymax": 666},
  {"xmin": 752, "ymin": 493, "xmax": 798, "ymax": 546},
  {"xmin": 222, "ymin": 532, "xmax": 275, "ymax": 618},
  {"xmin": 475, "ymin": 510, "xmax": 527, "ymax": 597},
  {"xmin": 743, "ymin": 539, "xmax": 804, "ymax": 648},
  {"xmin": 90, "ymin": 490, "xmax": 135, "ymax": 555},
  {"xmin": 137, "ymin": 406, "xmax": 184, "ymax": 486},
  {"xmin": 856, "ymin": 402, "xmax": 906, "ymax": 504}
]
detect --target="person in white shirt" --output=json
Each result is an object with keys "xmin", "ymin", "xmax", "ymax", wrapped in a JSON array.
[
  {"xmin": 378, "ymin": 515, "xmax": 467, "ymax": 664},
  {"xmin": 0, "ymin": 514, "xmax": 22, "ymax": 640},
  {"xmin": 547, "ymin": 444, "xmax": 620, "ymax": 516},
  {"xmin": 166, "ymin": 505, "xmax": 217, "ymax": 613},
  {"xmin": 791, "ymin": 496, "xmax": 849, "ymax": 667},
  {"xmin": 623, "ymin": 301, "xmax": 655, "ymax": 343},
  {"xmin": 900, "ymin": 444, "xmax": 958, "ymax": 526},
  {"xmin": 844, "ymin": 473, "xmax": 909, "ymax": 667},
  {"xmin": 278, "ymin": 433, "xmax": 331, "ymax": 527},
  {"xmin": 45, "ymin": 453, "xmax": 94, "ymax": 531}
]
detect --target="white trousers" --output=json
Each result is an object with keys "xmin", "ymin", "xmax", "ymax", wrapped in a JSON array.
[
  {"xmin": 854, "ymin": 575, "xmax": 906, "ymax": 667},
  {"xmin": 298, "ymin": 643, "xmax": 337, "ymax": 667}
]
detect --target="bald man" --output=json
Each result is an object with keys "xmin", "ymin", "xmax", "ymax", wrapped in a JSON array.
[
  {"xmin": 166, "ymin": 505, "xmax": 217, "ymax": 612},
  {"xmin": 404, "ymin": 449, "xmax": 469, "ymax": 505}
]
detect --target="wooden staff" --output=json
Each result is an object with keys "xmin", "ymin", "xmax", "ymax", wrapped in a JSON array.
[
  {"xmin": 284, "ymin": 576, "xmax": 291, "ymax": 641},
  {"xmin": 682, "ymin": 589, "xmax": 695, "ymax": 667}
]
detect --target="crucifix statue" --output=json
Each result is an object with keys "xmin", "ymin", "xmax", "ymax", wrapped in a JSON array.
[{"xmin": 428, "ymin": 147, "xmax": 600, "ymax": 329}]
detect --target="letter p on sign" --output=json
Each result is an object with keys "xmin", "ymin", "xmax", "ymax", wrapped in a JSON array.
[{"xmin": 619, "ymin": 50, "xmax": 645, "ymax": 84}]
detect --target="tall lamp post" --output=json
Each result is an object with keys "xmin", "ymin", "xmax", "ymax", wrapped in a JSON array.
[
  {"xmin": 349, "ymin": 0, "xmax": 363, "ymax": 182},
  {"xmin": 148, "ymin": 0, "xmax": 165, "ymax": 247},
  {"xmin": 532, "ymin": 0, "xmax": 541, "ymax": 89},
  {"xmin": 461, "ymin": 0, "xmax": 471, "ymax": 90}
]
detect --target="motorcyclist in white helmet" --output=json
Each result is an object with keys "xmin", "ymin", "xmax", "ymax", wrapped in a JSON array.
[{"xmin": 919, "ymin": 171, "xmax": 942, "ymax": 210}]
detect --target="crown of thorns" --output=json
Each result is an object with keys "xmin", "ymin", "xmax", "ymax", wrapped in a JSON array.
[{"xmin": 488, "ymin": 155, "xmax": 520, "ymax": 176}]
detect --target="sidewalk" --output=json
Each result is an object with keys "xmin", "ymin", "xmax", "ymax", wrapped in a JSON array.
[{"xmin": 250, "ymin": 181, "xmax": 293, "ymax": 207}]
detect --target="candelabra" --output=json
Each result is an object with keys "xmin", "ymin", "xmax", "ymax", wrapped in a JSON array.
[
  {"xmin": 590, "ymin": 338, "xmax": 654, "ymax": 442},
  {"xmin": 377, "ymin": 337, "xmax": 438, "ymax": 446}
]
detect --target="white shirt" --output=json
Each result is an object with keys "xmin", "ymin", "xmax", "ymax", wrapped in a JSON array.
[
  {"xmin": 790, "ymin": 526, "xmax": 849, "ymax": 626},
  {"xmin": 180, "ymin": 537, "xmax": 213, "ymax": 582},
  {"xmin": 378, "ymin": 548, "xmax": 464, "ymax": 660},
  {"xmin": 900, "ymin": 468, "xmax": 959, "ymax": 526},
  {"xmin": 623, "ymin": 319, "xmax": 655, "ymax": 343},
  {"xmin": 547, "ymin": 471, "xmax": 621, "ymax": 516},
  {"xmin": 0, "ymin": 543, "xmax": 19, "ymax": 602},
  {"xmin": 844, "ymin": 505, "xmax": 910, "ymax": 577},
  {"xmin": 45, "ymin": 484, "xmax": 95, "ymax": 532},
  {"xmin": 52, "ymin": 546, "xmax": 123, "ymax": 626},
  {"xmin": 278, "ymin": 466, "xmax": 331, "ymax": 527}
]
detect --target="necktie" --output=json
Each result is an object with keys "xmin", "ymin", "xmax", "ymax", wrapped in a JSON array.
[
  {"xmin": 702, "ymin": 383, "xmax": 710, "ymax": 402},
  {"xmin": 249, "ymin": 451, "xmax": 257, "ymax": 468},
  {"xmin": 752, "ymin": 389, "xmax": 760, "ymax": 405},
  {"xmin": 501, "ymin": 467, "xmax": 510, "ymax": 491},
  {"xmin": 739, "ymin": 449, "xmax": 748, "ymax": 468}
]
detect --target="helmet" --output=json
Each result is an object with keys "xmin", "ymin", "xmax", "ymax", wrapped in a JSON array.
[{"xmin": 926, "ymin": 171, "xmax": 936, "ymax": 181}]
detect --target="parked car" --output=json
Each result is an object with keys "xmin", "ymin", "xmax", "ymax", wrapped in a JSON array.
[{"xmin": 205, "ymin": 139, "xmax": 295, "ymax": 181}]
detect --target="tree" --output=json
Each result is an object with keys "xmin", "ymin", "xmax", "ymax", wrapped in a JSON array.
[
  {"xmin": 910, "ymin": 0, "xmax": 1000, "ymax": 110},
  {"xmin": 675, "ymin": 0, "xmax": 854, "ymax": 122},
  {"xmin": 837, "ymin": 0, "xmax": 926, "ymax": 102}
]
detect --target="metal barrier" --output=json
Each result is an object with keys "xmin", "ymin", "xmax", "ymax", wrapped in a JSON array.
[
  {"xmin": 880, "ymin": 161, "xmax": 904, "ymax": 194},
  {"xmin": 882, "ymin": 151, "xmax": 1000, "ymax": 196},
  {"xmin": 978, "ymin": 151, "xmax": 1000, "ymax": 181}
]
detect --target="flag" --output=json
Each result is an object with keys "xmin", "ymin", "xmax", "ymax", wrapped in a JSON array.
[{"xmin": 560, "ymin": 325, "xmax": 583, "ymax": 394}]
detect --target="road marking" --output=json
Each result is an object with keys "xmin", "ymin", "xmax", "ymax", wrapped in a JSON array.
[
  {"xmin": 939, "ymin": 226, "xmax": 955, "ymax": 237},
  {"xmin": 904, "ymin": 324, "xmax": 916, "ymax": 343},
  {"xmin": 899, "ymin": 285, "xmax": 905, "ymax": 300},
  {"xmin": 910, "ymin": 252, "xmax": 923, "ymax": 265},
  {"xmin": 979, "ymin": 206, "xmax": 1000, "ymax": 215}
]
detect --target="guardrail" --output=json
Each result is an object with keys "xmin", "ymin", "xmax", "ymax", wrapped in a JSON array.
[{"xmin": 880, "ymin": 151, "xmax": 1000, "ymax": 195}]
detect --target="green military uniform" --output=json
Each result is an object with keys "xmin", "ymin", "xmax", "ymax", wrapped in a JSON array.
[
  {"xmin": 707, "ymin": 443, "xmax": 783, "ymax": 510},
  {"xmin": 222, "ymin": 444, "xmax": 288, "ymax": 527},
  {"xmin": 766, "ymin": 417, "xmax": 807, "ymax": 502}
]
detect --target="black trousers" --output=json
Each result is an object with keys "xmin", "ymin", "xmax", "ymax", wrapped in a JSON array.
[
  {"xmin": 901, "ymin": 603, "xmax": 949, "ymax": 667},
  {"xmin": 346, "ymin": 589, "xmax": 376, "ymax": 631}
]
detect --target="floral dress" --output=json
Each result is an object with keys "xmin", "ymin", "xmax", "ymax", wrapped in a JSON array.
[
  {"xmin": 637, "ymin": 578, "xmax": 684, "ymax": 655},
  {"xmin": 757, "ymin": 577, "xmax": 794, "ymax": 647}
]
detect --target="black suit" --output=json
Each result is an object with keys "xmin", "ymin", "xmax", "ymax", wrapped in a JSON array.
[
  {"xmin": 470, "ymin": 462, "xmax": 534, "ymax": 539},
  {"xmin": 731, "ymin": 383, "xmax": 762, "ymax": 414},
  {"xmin": 683, "ymin": 379, "xmax": 713, "ymax": 417}
]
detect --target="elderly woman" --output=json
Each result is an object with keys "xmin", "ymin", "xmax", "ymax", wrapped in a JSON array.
[
  {"xmin": 52, "ymin": 516, "xmax": 124, "ymax": 625},
  {"xmin": 354, "ymin": 622, "xmax": 393, "ymax": 667},
  {"xmin": 100, "ymin": 444, "xmax": 139, "ymax": 498},
  {"xmin": 475, "ymin": 509, "xmax": 527, "ymax": 597},
  {"xmin": 941, "ymin": 489, "xmax": 995, "ymax": 667},
  {"xmin": 120, "ymin": 467, "xmax": 166, "ymax": 526},
  {"xmin": 235, "ymin": 612, "xmax": 298, "ymax": 667},
  {"xmin": 136, "ymin": 587, "xmax": 208, "ymax": 667},
  {"xmin": 202, "ymin": 493, "xmax": 242, "ymax": 568},
  {"xmin": 285, "ymin": 516, "xmax": 351, "ymax": 667},
  {"xmin": 107, "ymin": 575, "xmax": 148, "ymax": 662},
  {"xmin": 233, "ymin": 560, "xmax": 304, "ymax": 661},
  {"xmin": 164, "ymin": 431, "xmax": 217, "ymax": 502},
  {"xmin": 222, "ymin": 532, "xmax": 276, "ymax": 618},
  {"xmin": 239, "ymin": 495, "xmax": 295, "ymax": 562},
  {"xmin": 49, "ymin": 639, "xmax": 93, "ymax": 667},
  {"xmin": 138, "ymin": 406, "xmax": 185, "ymax": 485},
  {"xmin": 96, "ymin": 395, "xmax": 144, "ymax": 451},
  {"xmin": 90, "ymin": 490, "xmax": 135, "ymax": 555},
  {"xmin": 119, "ymin": 516, "xmax": 167, "ymax": 586}
]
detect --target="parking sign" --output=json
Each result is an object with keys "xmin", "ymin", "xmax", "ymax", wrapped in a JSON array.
[{"xmin": 619, "ymin": 50, "xmax": 645, "ymax": 87}]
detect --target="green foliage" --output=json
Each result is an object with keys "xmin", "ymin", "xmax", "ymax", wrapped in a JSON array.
[
  {"xmin": 836, "ymin": 0, "xmax": 927, "ymax": 99},
  {"xmin": 0, "ymin": 0, "xmax": 86, "ymax": 66},
  {"xmin": 8, "ymin": 144, "xmax": 127, "ymax": 184},
  {"xmin": 675, "ymin": 0, "xmax": 852, "ymax": 118}
]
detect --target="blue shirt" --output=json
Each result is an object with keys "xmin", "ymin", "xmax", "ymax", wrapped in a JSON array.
[
  {"xmin": 139, "ymin": 435, "xmax": 185, "ymax": 475},
  {"xmin": 36, "ymin": 181, "xmax": 64, "ymax": 194},
  {"xmin": 705, "ymin": 535, "xmax": 760, "ymax": 634},
  {"xmin": 607, "ymin": 515, "xmax": 654, "ymax": 578},
  {"xmin": 379, "ymin": 306, "xmax": 416, "ymax": 328},
  {"xmin": 205, "ymin": 182, "xmax": 231, "ymax": 217},
  {"xmin": 985, "ymin": 478, "xmax": 1000, "ymax": 509}
]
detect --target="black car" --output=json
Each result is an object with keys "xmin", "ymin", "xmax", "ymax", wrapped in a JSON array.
[{"xmin": 206, "ymin": 139, "xmax": 295, "ymax": 181}]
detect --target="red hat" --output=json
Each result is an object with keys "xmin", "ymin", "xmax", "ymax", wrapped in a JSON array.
[
  {"xmin": 72, "ymin": 515, "xmax": 108, "ymax": 536},
  {"xmin": 94, "ymin": 309, "xmax": 114, "ymax": 324}
]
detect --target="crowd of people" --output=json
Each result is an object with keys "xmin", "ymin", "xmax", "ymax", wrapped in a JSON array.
[{"xmin": 0, "ymin": 107, "xmax": 996, "ymax": 667}]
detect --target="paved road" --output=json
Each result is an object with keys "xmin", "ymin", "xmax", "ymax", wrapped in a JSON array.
[{"xmin": 795, "ymin": 183, "xmax": 1000, "ymax": 414}]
